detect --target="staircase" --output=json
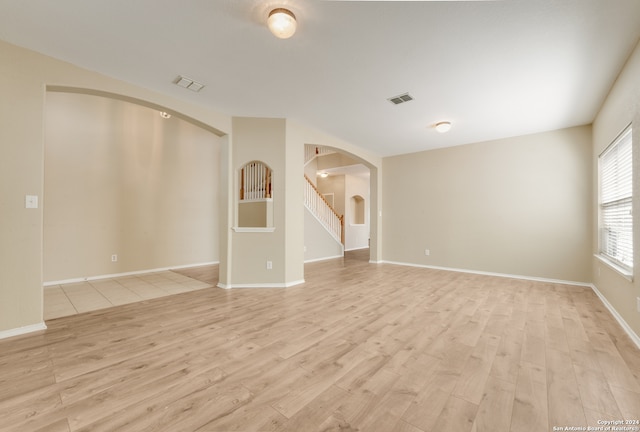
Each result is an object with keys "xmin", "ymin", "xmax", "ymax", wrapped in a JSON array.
[{"xmin": 304, "ymin": 175, "xmax": 344, "ymax": 245}]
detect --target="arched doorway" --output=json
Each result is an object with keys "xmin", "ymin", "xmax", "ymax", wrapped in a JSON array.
[{"xmin": 303, "ymin": 145, "xmax": 376, "ymax": 262}]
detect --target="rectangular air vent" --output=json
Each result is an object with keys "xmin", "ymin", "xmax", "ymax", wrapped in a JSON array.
[
  {"xmin": 174, "ymin": 75, "xmax": 205, "ymax": 92},
  {"xmin": 388, "ymin": 93, "xmax": 413, "ymax": 105}
]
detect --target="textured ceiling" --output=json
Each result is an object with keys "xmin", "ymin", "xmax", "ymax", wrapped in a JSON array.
[{"xmin": 1, "ymin": 0, "xmax": 639, "ymax": 156}]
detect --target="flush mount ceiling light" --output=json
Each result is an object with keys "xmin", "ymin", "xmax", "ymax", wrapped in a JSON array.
[
  {"xmin": 435, "ymin": 121, "xmax": 452, "ymax": 133},
  {"xmin": 268, "ymin": 8, "xmax": 297, "ymax": 39},
  {"xmin": 319, "ymin": 172, "xmax": 329, "ymax": 178},
  {"xmin": 159, "ymin": 111, "xmax": 171, "ymax": 119}
]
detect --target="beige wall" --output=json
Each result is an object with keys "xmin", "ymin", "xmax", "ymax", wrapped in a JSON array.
[
  {"xmin": 304, "ymin": 157, "xmax": 318, "ymax": 185},
  {"xmin": 217, "ymin": 135, "xmax": 232, "ymax": 287},
  {"xmin": 304, "ymin": 208, "xmax": 344, "ymax": 262},
  {"xmin": 283, "ymin": 121, "xmax": 306, "ymax": 284},
  {"xmin": 226, "ymin": 118, "xmax": 307, "ymax": 287},
  {"xmin": 0, "ymin": 40, "xmax": 230, "ymax": 334},
  {"xmin": 44, "ymin": 92, "xmax": 220, "ymax": 282},
  {"xmin": 230, "ymin": 117, "xmax": 290, "ymax": 286},
  {"xmin": 382, "ymin": 126, "xmax": 593, "ymax": 283},
  {"xmin": 318, "ymin": 175, "xmax": 346, "ymax": 217},
  {"xmin": 0, "ymin": 42, "xmax": 45, "ymax": 332},
  {"xmin": 592, "ymin": 39, "xmax": 640, "ymax": 338},
  {"xmin": 238, "ymin": 201, "xmax": 270, "ymax": 228},
  {"xmin": 317, "ymin": 152, "xmax": 360, "ymax": 171}
]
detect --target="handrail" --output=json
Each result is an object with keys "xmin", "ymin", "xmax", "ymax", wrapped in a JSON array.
[
  {"xmin": 304, "ymin": 145, "xmax": 335, "ymax": 165},
  {"xmin": 304, "ymin": 175, "xmax": 341, "ymax": 219},
  {"xmin": 304, "ymin": 175, "xmax": 344, "ymax": 244}
]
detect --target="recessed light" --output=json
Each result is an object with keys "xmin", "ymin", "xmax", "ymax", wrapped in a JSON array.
[{"xmin": 435, "ymin": 121, "xmax": 452, "ymax": 133}]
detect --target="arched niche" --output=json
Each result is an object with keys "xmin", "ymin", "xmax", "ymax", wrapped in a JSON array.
[{"xmin": 350, "ymin": 195, "xmax": 365, "ymax": 225}]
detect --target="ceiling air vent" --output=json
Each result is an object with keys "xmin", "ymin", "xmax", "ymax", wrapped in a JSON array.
[
  {"xmin": 174, "ymin": 75, "xmax": 205, "ymax": 92},
  {"xmin": 387, "ymin": 93, "xmax": 413, "ymax": 105}
]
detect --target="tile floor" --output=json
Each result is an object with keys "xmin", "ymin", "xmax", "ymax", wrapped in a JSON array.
[{"xmin": 44, "ymin": 271, "xmax": 212, "ymax": 320}]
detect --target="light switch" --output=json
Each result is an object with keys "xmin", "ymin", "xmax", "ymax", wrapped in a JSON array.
[{"xmin": 25, "ymin": 195, "xmax": 38, "ymax": 209}]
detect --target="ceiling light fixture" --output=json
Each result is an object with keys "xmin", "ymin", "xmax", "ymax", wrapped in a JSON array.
[
  {"xmin": 319, "ymin": 172, "xmax": 329, "ymax": 178},
  {"xmin": 435, "ymin": 121, "xmax": 452, "ymax": 133},
  {"xmin": 159, "ymin": 111, "xmax": 171, "ymax": 119},
  {"xmin": 268, "ymin": 8, "xmax": 297, "ymax": 39}
]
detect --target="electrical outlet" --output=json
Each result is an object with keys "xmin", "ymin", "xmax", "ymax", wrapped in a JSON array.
[
  {"xmin": 111, "ymin": 254, "xmax": 118, "ymax": 262},
  {"xmin": 424, "ymin": 249, "xmax": 430, "ymax": 256},
  {"xmin": 266, "ymin": 260, "xmax": 272, "ymax": 270},
  {"xmin": 25, "ymin": 195, "xmax": 38, "ymax": 209}
]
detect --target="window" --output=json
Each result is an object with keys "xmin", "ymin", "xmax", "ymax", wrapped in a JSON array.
[{"xmin": 599, "ymin": 125, "xmax": 633, "ymax": 273}]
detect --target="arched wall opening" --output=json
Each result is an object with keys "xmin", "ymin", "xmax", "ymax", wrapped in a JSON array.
[
  {"xmin": 0, "ymin": 40, "xmax": 237, "ymax": 336},
  {"xmin": 43, "ymin": 89, "xmax": 223, "ymax": 283},
  {"xmin": 303, "ymin": 144, "xmax": 380, "ymax": 263},
  {"xmin": 46, "ymin": 86, "xmax": 226, "ymax": 137}
]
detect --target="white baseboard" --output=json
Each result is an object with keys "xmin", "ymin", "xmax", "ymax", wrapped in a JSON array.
[
  {"xmin": 590, "ymin": 284, "xmax": 640, "ymax": 350},
  {"xmin": 381, "ymin": 259, "xmax": 640, "ymax": 349},
  {"xmin": 304, "ymin": 254, "xmax": 344, "ymax": 264},
  {"xmin": 217, "ymin": 279, "xmax": 305, "ymax": 289},
  {"xmin": 380, "ymin": 260, "xmax": 592, "ymax": 287},
  {"xmin": 44, "ymin": 261, "xmax": 220, "ymax": 287},
  {"xmin": 345, "ymin": 246, "xmax": 369, "ymax": 252},
  {"xmin": 0, "ymin": 322, "xmax": 47, "ymax": 340}
]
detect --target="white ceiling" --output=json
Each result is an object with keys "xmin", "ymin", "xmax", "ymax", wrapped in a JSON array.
[
  {"xmin": 319, "ymin": 164, "xmax": 371, "ymax": 178},
  {"xmin": 1, "ymin": 0, "xmax": 639, "ymax": 156}
]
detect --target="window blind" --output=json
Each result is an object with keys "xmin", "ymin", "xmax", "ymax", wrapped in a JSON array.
[{"xmin": 599, "ymin": 126, "xmax": 633, "ymax": 271}]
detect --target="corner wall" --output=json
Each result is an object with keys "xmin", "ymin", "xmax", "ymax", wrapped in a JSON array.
[
  {"xmin": 229, "ymin": 117, "xmax": 289, "ymax": 286},
  {"xmin": 0, "ymin": 40, "xmax": 230, "ymax": 335},
  {"xmin": 592, "ymin": 39, "xmax": 640, "ymax": 340}
]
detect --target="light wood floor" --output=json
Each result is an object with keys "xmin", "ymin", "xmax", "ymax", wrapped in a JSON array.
[{"xmin": 1, "ymin": 250, "xmax": 639, "ymax": 431}]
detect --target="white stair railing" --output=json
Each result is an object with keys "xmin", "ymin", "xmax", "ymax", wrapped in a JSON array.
[
  {"xmin": 304, "ymin": 145, "xmax": 335, "ymax": 165},
  {"xmin": 304, "ymin": 175, "xmax": 344, "ymax": 244},
  {"xmin": 240, "ymin": 161, "xmax": 271, "ymax": 200}
]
